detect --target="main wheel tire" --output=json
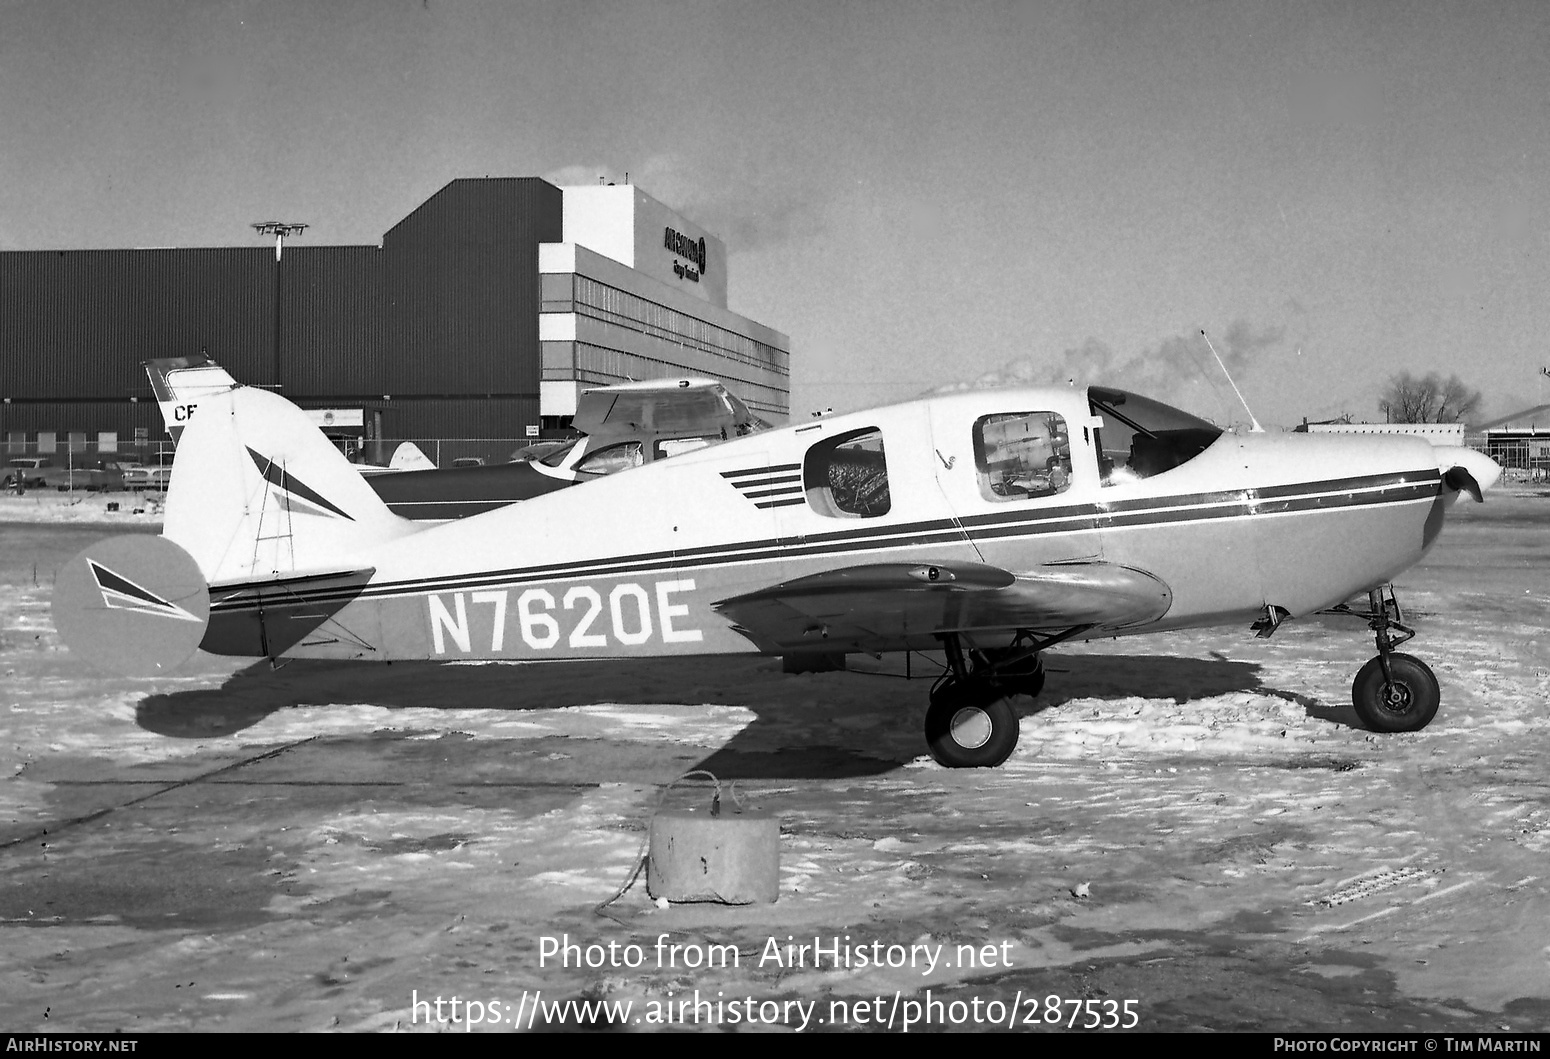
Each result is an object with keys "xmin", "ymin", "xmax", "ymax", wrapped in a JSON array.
[
  {"xmin": 925, "ymin": 679, "xmax": 1020, "ymax": 768},
  {"xmin": 1352, "ymin": 653, "xmax": 1440, "ymax": 733}
]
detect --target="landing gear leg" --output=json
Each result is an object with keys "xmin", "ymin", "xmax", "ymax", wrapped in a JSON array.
[{"xmin": 1349, "ymin": 586, "xmax": 1439, "ymax": 733}]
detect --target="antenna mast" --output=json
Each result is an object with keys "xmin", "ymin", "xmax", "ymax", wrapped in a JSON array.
[{"xmin": 1200, "ymin": 329, "xmax": 1264, "ymax": 433}]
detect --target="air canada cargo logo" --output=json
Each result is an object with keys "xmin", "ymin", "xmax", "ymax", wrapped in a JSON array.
[
  {"xmin": 247, "ymin": 447, "xmax": 354, "ymax": 520},
  {"xmin": 87, "ymin": 560, "xmax": 203, "ymax": 623},
  {"xmin": 664, "ymin": 226, "xmax": 707, "ymax": 282}
]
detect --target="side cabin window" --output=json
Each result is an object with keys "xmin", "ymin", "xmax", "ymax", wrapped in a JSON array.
[
  {"xmin": 974, "ymin": 412, "xmax": 1072, "ymax": 502},
  {"xmin": 804, "ymin": 427, "xmax": 890, "ymax": 518},
  {"xmin": 1089, "ymin": 387, "xmax": 1222, "ymax": 486},
  {"xmin": 654, "ymin": 435, "xmax": 718, "ymax": 459}
]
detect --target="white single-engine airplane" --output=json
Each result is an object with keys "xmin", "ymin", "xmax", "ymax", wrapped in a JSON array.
[{"xmin": 54, "ymin": 382, "xmax": 1500, "ymax": 767}]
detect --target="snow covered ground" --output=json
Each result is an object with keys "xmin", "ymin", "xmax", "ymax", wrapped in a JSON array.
[{"xmin": 0, "ymin": 490, "xmax": 1546, "ymax": 1032}]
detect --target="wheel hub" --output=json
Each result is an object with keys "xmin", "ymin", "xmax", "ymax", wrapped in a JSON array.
[
  {"xmin": 1380, "ymin": 680, "xmax": 1413, "ymax": 713},
  {"xmin": 949, "ymin": 706, "xmax": 993, "ymax": 749}
]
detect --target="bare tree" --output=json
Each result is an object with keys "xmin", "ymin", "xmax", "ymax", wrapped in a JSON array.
[{"xmin": 1379, "ymin": 371, "xmax": 1481, "ymax": 423}]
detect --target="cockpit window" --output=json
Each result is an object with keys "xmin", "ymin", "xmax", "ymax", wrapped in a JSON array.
[
  {"xmin": 574, "ymin": 441, "xmax": 644, "ymax": 477},
  {"xmin": 654, "ymin": 436, "xmax": 717, "ymax": 459},
  {"xmin": 1088, "ymin": 387, "xmax": 1222, "ymax": 485},
  {"xmin": 804, "ymin": 427, "xmax": 890, "ymax": 518},
  {"xmin": 974, "ymin": 413, "xmax": 1072, "ymax": 502}
]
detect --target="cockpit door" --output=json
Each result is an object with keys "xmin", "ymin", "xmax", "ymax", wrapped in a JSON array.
[{"xmin": 927, "ymin": 400, "xmax": 1104, "ymax": 568}]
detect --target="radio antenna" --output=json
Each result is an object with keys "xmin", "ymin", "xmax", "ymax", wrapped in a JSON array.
[{"xmin": 1200, "ymin": 329, "xmax": 1264, "ymax": 432}]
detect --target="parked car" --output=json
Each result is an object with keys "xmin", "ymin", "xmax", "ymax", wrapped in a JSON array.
[
  {"xmin": 2, "ymin": 457, "xmax": 124, "ymax": 491},
  {"xmin": 122, "ymin": 455, "xmax": 174, "ymax": 490},
  {"xmin": 79, "ymin": 459, "xmax": 128, "ymax": 491},
  {"xmin": 450, "ymin": 456, "xmax": 487, "ymax": 468},
  {"xmin": 118, "ymin": 462, "xmax": 151, "ymax": 490}
]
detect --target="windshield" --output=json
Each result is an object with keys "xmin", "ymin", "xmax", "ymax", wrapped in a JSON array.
[
  {"xmin": 1087, "ymin": 387, "xmax": 1222, "ymax": 484},
  {"xmin": 538, "ymin": 439, "xmax": 583, "ymax": 468}
]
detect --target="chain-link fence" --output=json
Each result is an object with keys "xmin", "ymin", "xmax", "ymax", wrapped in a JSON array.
[
  {"xmin": 2, "ymin": 434, "xmax": 558, "ymax": 493},
  {"xmin": 1472, "ymin": 439, "xmax": 1550, "ymax": 483},
  {"xmin": 347, "ymin": 438, "xmax": 546, "ymax": 469}
]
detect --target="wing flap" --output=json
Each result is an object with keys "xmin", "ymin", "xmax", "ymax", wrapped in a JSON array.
[{"xmin": 714, "ymin": 560, "xmax": 1171, "ymax": 653}]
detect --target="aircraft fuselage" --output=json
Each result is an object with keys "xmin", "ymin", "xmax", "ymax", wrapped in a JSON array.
[{"xmin": 196, "ymin": 390, "xmax": 1446, "ymax": 664}]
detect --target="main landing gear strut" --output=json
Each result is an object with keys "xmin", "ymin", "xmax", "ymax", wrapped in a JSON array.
[
  {"xmin": 1327, "ymin": 585, "xmax": 1440, "ymax": 733},
  {"xmin": 925, "ymin": 626, "xmax": 1090, "ymax": 768}
]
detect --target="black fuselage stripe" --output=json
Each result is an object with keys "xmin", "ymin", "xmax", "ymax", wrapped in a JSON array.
[
  {"xmin": 209, "ymin": 475, "xmax": 1441, "ymax": 612},
  {"xmin": 721, "ymin": 464, "xmax": 801, "ymax": 479},
  {"xmin": 735, "ymin": 476, "xmax": 803, "ymax": 491}
]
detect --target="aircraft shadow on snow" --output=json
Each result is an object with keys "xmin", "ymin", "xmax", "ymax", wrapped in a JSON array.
[{"xmin": 131, "ymin": 652, "xmax": 1353, "ymax": 780}]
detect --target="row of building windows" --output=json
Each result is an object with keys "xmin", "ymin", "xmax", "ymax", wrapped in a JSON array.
[
  {"xmin": 542, "ymin": 274, "xmax": 790, "ymax": 379},
  {"xmin": 543, "ymin": 341, "xmax": 790, "ymax": 417},
  {"xmin": 6, "ymin": 429, "xmax": 148, "ymax": 455}
]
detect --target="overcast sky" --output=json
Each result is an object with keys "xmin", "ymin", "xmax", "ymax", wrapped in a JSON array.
[{"xmin": 3, "ymin": 0, "xmax": 1547, "ymax": 426}]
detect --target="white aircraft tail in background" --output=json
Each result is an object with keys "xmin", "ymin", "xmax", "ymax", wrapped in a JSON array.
[{"xmin": 144, "ymin": 355, "xmax": 238, "ymax": 443}]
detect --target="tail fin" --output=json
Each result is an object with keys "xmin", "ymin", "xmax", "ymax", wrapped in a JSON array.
[
  {"xmin": 388, "ymin": 441, "xmax": 438, "ymax": 471},
  {"xmin": 164, "ymin": 386, "xmax": 419, "ymax": 585},
  {"xmin": 143, "ymin": 354, "xmax": 239, "ymax": 444}
]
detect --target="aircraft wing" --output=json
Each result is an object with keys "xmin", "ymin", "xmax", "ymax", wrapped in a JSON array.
[{"xmin": 713, "ymin": 560, "xmax": 1172, "ymax": 654}]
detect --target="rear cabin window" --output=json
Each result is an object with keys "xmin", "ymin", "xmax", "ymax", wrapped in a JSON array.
[
  {"xmin": 1088, "ymin": 387, "xmax": 1223, "ymax": 485},
  {"xmin": 654, "ymin": 435, "xmax": 717, "ymax": 459},
  {"xmin": 974, "ymin": 412, "xmax": 1072, "ymax": 502},
  {"xmin": 804, "ymin": 427, "xmax": 890, "ymax": 518}
]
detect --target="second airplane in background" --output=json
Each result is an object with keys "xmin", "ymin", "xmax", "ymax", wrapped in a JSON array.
[{"xmin": 144, "ymin": 355, "xmax": 770, "ymax": 519}]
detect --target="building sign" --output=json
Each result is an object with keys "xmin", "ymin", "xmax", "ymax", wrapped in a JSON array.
[
  {"xmin": 664, "ymin": 226, "xmax": 707, "ymax": 283},
  {"xmin": 306, "ymin": 409, "xmax": 365, "ymax": 431}
]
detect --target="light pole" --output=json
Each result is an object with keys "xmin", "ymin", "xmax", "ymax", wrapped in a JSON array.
[{"xmin": 251, "ymin": 222, "xmax": 307, "ymax": 392}]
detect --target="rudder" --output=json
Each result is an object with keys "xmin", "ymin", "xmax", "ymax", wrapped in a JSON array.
[{"xmin": 164, "ymin": 386, "xmax": 419, "ymax": 585}]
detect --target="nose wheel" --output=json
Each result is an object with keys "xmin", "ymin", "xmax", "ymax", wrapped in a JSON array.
[{"xmin": 1334, "ymin": 586, "xmax": 1441, "ymax": 732}]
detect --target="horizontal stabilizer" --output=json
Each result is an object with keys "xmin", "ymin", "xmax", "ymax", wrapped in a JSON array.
[
  {"xmin": 52, "ymin": 535, "xmax": 210, "ymax": 676},
  {"xmin": 207, "ymin": 565, "xmax": 377, "ymax": 592}
]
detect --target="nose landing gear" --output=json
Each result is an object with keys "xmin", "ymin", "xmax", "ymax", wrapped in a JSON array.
[{"xmin": 1333, "ymin": 586, "xmax": 1441, "ymax": 732}]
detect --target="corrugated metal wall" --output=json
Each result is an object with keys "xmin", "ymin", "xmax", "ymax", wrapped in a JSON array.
[
  {"xmin": 382, "ymin": 177, "xmax": 561, "ymax": 396},
  {"xmin": 0, "ymin": 401, "xmax": 162, "ymax": 448},
  {"xmin": 0, "ymin": 178, "xmax": 563, "ymax": 445},
  {"xmin": 279, "ymin": 245, "xmax": 384, "ymax": 393},
  {"xmin": 0, "ymin": 247, "xmax": 275, "ymax": 398}
]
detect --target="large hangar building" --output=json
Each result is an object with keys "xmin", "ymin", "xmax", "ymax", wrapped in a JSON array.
[{"xmin": 0, "ymin": 178, "xmax": 790, "ymax": 461}]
